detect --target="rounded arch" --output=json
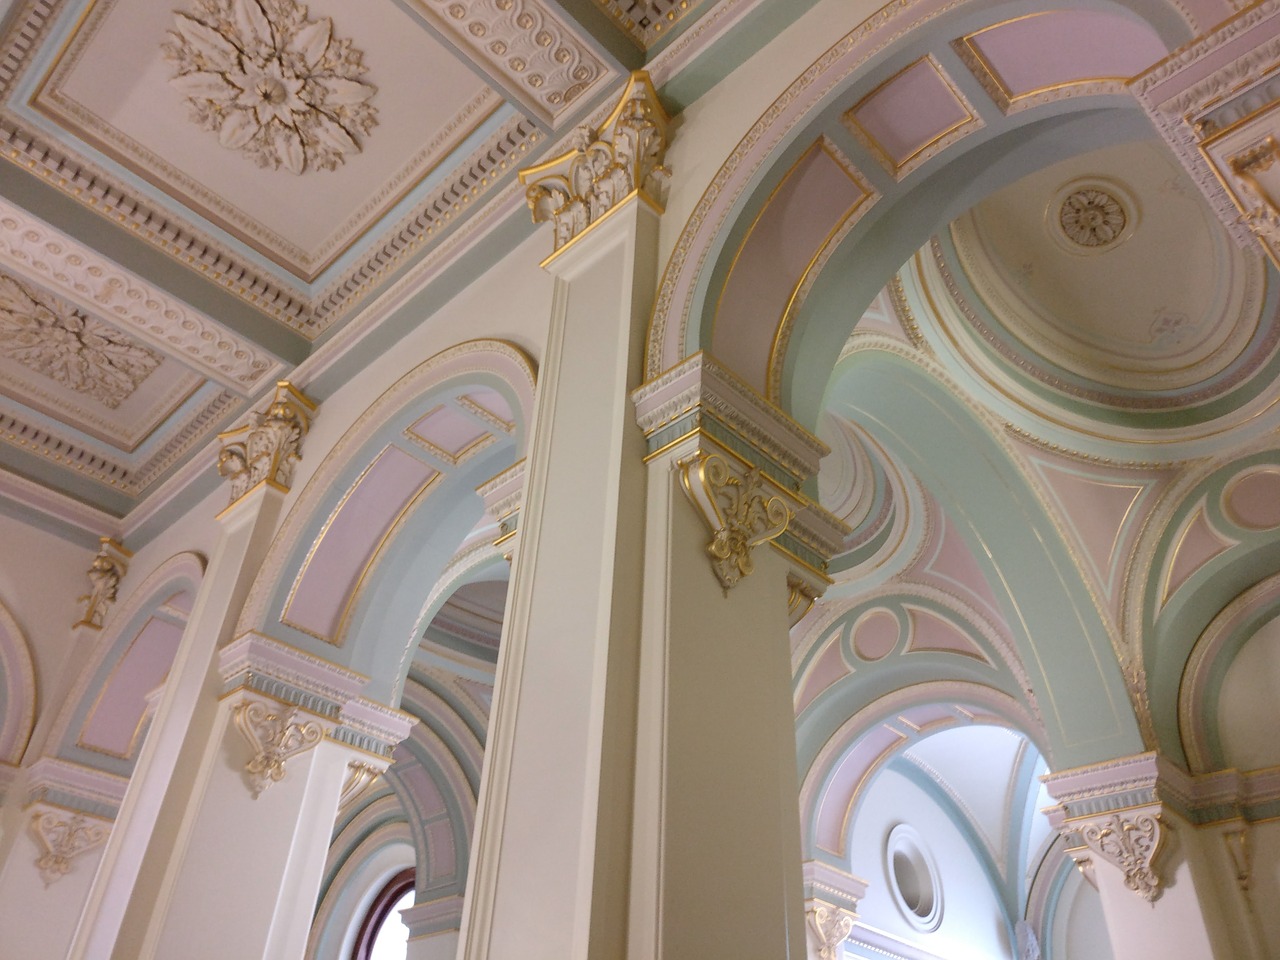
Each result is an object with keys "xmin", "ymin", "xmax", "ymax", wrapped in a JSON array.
[
  {"xmin": 0, "ymin": 598, "xmax": 35, "ymax": 766},
  {"xmin": 826, "ymin": 346, "xmax": 1142, "ymax": 765},
  {"xmin": 644, "ymin": 0, "xmax": 1195, "ymax": 431},
  {"xmin": 1128, "ymin": 444, "xmax": 1280, "ymax": 766},
  {"xmin": 41, "ymin": 551, "xmax": 204, "ymax": 774},
  {"xmin": 236, "ymin": 339, "xmax": 535, "ymax": 704}
]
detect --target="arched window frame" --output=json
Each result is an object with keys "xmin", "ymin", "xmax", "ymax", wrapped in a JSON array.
[{"xmin": 350, "ymin": 868, "xmax": 414, "ymax": 960}]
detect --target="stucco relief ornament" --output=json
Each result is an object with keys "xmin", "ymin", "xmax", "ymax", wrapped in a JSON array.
[
  {"xmin": 1079, "ymin": 812, "xmax": 1164, "ymax": 901},
  {"xmin": 164, "ymin": 0, "xmax": 378, "ymax": 174},
  {"xmin": 232, "ymin": 699, "xmax": 323, "ymax": 797},
  {"xmin": 217, "ymin": 381, "xmax": 316, "ymax": 504},
  {"xmin": 28, "ymin": 812, "xmax": 108, "ymax": 886},
  {"xmin": 677, "ymin": 453, "xmax": 791, "ymax": 591},
  {"xmin": 1059, "ymin": 188, "xmax": 1127, "ymax": 248},
  {"xmin": 521, "ymin": 71, "xmax": 670, "ymax": 252},
  {"xmin": 76, "ymin": 538, "xmax": 130, "ymax": 629},
  {"xmin": 805, "ymin": 903, "xmax": 855, "ymax": 960},
  {"xmin": 0, "ymin": 274, "xmax": 160, "ymax": 408}
]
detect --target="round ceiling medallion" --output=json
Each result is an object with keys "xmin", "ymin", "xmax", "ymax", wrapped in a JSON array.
[
  {"xmin": 1047, "ymin": 176, "xmax": 1138, "ymax": 255},
  {"xmin": 1059, "ymin": 188, "xmax": 1126, "ymax": 248}
]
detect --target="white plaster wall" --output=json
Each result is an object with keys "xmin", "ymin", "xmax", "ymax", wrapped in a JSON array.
[
  {"xmin": 1051, "ymin": 868, "xmax": 1114, "ymax": 960},
  {"xmin": 847, "ymin": 767, "xmax": 1012, "ymax": 960},
  {"xmin": 0, "ymin": 511, "xmax": 94, "ymax": 730},
  {"xmin": 1217, "ymin": 615, "xmax": 1280, "ymax": 771},
  {"xmin": 0, "ymin": 803, "xmax": 106, "ymax": 960}
]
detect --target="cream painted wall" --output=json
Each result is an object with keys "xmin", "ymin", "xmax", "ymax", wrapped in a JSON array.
[
  {"xmin": 848, "ymin": 767, "xmax": 1012, "ymax": 960},
  {"xmin": 0, "ymin": 511, "xmax": 95, "ymax": 727},
  {"xmin": 1218, "ymin": 615, "xmax": 1280, "ymax": 771},
  {"xmin": 1053, "ymin": 870, "xmax": 1115, "ymax": 960}
]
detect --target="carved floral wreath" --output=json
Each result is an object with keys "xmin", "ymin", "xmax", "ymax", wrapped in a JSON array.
[{"xmin": 163, "ymin": 0, "xmax": 378, "ymax": 174}]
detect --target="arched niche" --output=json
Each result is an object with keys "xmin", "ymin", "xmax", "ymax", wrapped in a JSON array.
[
  {"xmin": 41, "ymin": 552, "xmax": 204, "ymax": 777},
  {"xmin": 0, "ymin": 599, "xmax": 35, "ymax": 767},
  {"xmin": 235, "ymin": 339, "xmax": 535, "ymax": 705}
]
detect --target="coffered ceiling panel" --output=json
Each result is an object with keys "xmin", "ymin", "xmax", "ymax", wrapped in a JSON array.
[{"xmin": 32, "ymin": 0, "xmax": 502, "ymax": 282}]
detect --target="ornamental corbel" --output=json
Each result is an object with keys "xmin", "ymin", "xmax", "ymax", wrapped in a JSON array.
[
  {"xmin": 29, "ymin": 811, "xmax": 108, "ymax": 886},
  {"xmin": 1077, "ymin": 810, "xmax": 1165, "ymax": 901},
  {"xmin": 75, "ymin": 537, "xmax": 131, "ymax": 629},
  {"xmin": 231, "ymin": 699, "xmax": 324, "ymax": 798},
  {"xmin": 218, "ymin": 381, "xmax": 316, "ymax": 505},
  {"xmin": 805, "ymin": 902, "xmax": 855, "ymax": 960},
  {"xmin": 520, "ymin": 71, "xmax": 671, "ymax": 254},
  {"xmin": 677, "ymin": 452, "xmax": 791, "ymax": 591}
]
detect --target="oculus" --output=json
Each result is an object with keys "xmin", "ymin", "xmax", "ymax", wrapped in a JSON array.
[
  {"xmin": 0, "ymin": 274, "xmax": 161, "ymax": 409},
  {"xmin": 164, "ymin": 0, "xmax": 378, "ymax": 174}
]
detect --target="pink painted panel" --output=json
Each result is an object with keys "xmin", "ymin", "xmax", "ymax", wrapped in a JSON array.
[
  {"xmin": 796, "ymin": 639, "xmax": 851, "ymax": 713},
  {"xmin": 970, "ymin": 11, "xmax": 1166, "ymax": 96},
  {"xmin": 283, "ymin": 445, "xmax": 436, "ymax": 640},
  {"xmin": 905, "ymin": 605, "xmax": 990, "ymax": 663},
  {"xmin": 424, "ymin": 818, "xmax": 457, "ymax": 879},
  {"xmin": 1165, "ymin": 507, "xmax": 1235, "ymax": 602},
  {"xmin": 1225, "ymin": 470, "xmax": 1280, "ymax": 531},
  {"xmin": 1031, "ymin": 460, "xmax": 1146, "ymax": 590},
  {"xmin": 814, "ymin": 724, "xmax": 904, "ymax": 853},
  {"xmin": 851, "ymin": 59, "xmax": 969, "ymax": 164},
  {"xmin": 409, "ymin": 404, "xmax": 490, "ymax": 458},
  {"xmin": 715, "ymin": 144, "xmax": 866, "ymax": 389},
  {"xmin": 463, "ymin": 388, "xmax": 514, "ymax": 425},
  {"xmin": 80, "ymin": 616, "xmax": 183, "ymax": 758},
  {"xmin": 851, "ymin": 608, "xmax": 900, "ymax": 661},
  {"xmin": 918, "ymin": 509, "xmax": 1002, "ymax": 624}
]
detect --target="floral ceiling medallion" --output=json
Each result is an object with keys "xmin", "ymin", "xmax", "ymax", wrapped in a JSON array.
[
  {"xmin": 164, "ymin": 0, "xmax": 378, "ymax": 175},
  {"xmin": 1050, "ymin": 177, "xmax": 1138, "ymax": 253},
  {"xmin": 0, "ymin": 274, "xmax": 161, "ymax": 409}
]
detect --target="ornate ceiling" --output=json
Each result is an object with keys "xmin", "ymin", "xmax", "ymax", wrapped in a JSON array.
[{"xmin": 0, "ymin": 0, "xmax": 734, "ymax": 523}]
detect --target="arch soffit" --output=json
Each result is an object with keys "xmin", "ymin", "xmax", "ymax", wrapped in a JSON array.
[
  {"xmin": 799, "ymin": 679, "xmax": 1045, "ymax": 864},
  {"xmin": 1127, "ymin": 444, "xmax": 1280, "ymax": 765},
  {"xmin": 826, "ymin": 348, "xmax": 1141, "ymax": 765},
  {"xmin": 43, "ymin": 551, "xmax": 204, "ymax": 773},
  {"xmin": 0, "ymin": 598, "xmax": 35, "ymax": 766},
  {"xmin": 644, "ymin": 0, "xmax": 1198, "ymax": 427},
  {"xmin": 234, "ymin": 340, "xmax": 535, "ymax": 692}
]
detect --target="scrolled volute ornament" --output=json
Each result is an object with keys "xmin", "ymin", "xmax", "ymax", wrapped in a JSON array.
[
  {"xmin": 805, "ymin": 903, "xmax": 855, "ymax": 960},
  {"xmin": 677, "ymin": 452, "xmax": 791, "ymax": 592},
  {"xmin": 1078, "ymin": 811, "xmax": 1164, "ymax": 901},
  {"xmin": 232, "ymin": 699, "xmax": 324, "ymax": 797},
  {"xmin": 29, "ymin": 811, "xmax": 107, "ymax": 886},
  {"xmin": 520, "ymin": 71, "xmax": 671, "ymax": 253},
  {"xmin": 217, "ymin": 380, "xmax": 316, "ymax": 504}
]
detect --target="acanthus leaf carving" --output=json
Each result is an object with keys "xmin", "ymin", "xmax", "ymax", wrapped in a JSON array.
[
  {"xmin": 217, "ymin": 380, "xmax": 316, "ymax": 503},
  {"xmin": 29, "ymin": 811, "xmax": 108, "ymax": 886},
  {"xmin": 75, "ymin": 537, "xmax": 131, "ymax": 630},
  {"xmin": 1078, "ymin": 811, "xmax": 1165, "ymax": 901},
  {"xmin": 231, "ymin": 698, "xmax": 324, "ymax": 797},
  {"xmin": 805, "ymin": 902, "xmax": 855, "ymax": 960},
  {"xmin": 677, "ymin": 452, "xmax": 791, "ymax": 592},
  {"xmin": 164, "ymin": 0, "xmax": 378, "ymax": 174},
  {"xmin": 0, "ymin": 273, "xmax": 161, "ymax": 409},
  {"xmin": 520, "ymin": 71, "xmax": 670, "ymax": 253}
]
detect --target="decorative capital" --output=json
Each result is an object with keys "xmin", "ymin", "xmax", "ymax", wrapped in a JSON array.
[
  {"xmin": 231, "ymin": 698, "xmax": 323, "ymax": 798},
  {"xmin": 75, "ymin": 537, "xmax": 131, "ymax": 630},
  {"xmin": 805, "ymin": 902, "xmax": 855, "ymax": 960},
  {"xmin": 677, "ymin": 452, "xmax": 790, "ymax": 591},
  {"xmin": 477, "ymin": 458, "xmax": 526, "ymax": 559},
  {"xmin": 339, "ymin": 760, "xmax": 384, "ymax": 809},
  {"xmin": 519, "ymin": 71, "xmax": 670, "ymax": 254},
  {"xmin": 218, "ymin": 381, "xmax": 316, "ymax": 505},
  {"xmin": 1043, "ymin": 751, "xmax": 1166, "ymax": 901},
  {"xmin": 29, "ymin": 811, "xmax": 108, "ymax": 885},
  {"xmin": 1078, "ymin": 811, "xmax": 1165, "ymax": 902}
]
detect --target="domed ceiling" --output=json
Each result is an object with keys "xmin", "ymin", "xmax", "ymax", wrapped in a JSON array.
[{"xmin": 940, "ymin": 140, "xmax": 1276, "ymax": 418}]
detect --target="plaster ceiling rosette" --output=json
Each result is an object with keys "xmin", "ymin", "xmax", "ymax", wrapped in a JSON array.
[
  {"xmin": 29, "ymin": 0, "xmax": 503, "ymax": 283},
  {"xmin": 941, "ymin": 140, "xmax": 1273, "ymax": 415}
]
